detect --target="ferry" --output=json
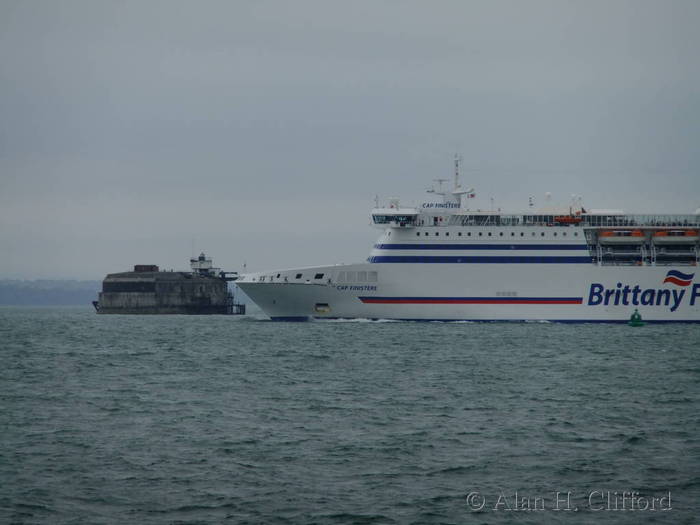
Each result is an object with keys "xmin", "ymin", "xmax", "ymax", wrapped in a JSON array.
[{"xmin": 237, "ymin": 159, "xmax": 700, "ymax": 322}]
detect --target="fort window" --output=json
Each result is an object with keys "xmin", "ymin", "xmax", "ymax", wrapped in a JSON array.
[{"xmin": 103, "ymin": 282, "xmax": 156, "ymax": 293}]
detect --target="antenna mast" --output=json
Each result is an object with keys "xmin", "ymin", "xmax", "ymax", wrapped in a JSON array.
[
  {"xmin": 430, "ymin": 178, "xmax": 448, "ymax": 196},
  {"xmin": 454, "ymin": 153, "xmax": 461, "ymax": 190}
]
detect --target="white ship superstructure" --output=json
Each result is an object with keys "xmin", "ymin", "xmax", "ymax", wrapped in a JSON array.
[{"xmin": 237, "ymin": 160, "xmax": 700, "ymax": 322}]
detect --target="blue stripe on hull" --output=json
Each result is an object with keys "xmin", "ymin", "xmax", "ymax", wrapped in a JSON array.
[
  {"xmin": 314, "ymin": 317, "xmax": 700, "ymax": 324},
  {"xmin": 369, "ymin": 255, "xmax": 592, "ymax": 264},
  {"xmin": 375, "ymin": 243, "xmax": 589, "ymax": 251}
]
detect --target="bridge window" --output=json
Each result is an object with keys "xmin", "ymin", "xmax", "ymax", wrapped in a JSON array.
[
  {"xmin": 372, "ymin": 214, "xmax": 417, "ymax": 225},
  {"xmin": 337, "ymin": 272, "xmax": 346, "ymax": 282},
  {"xmin": 347, "ymin": 271, "xmax": 356, "ymax": 282},
  {"xmin": 357, "ymin": 271, "xmax": 367, "ymax": 281},
  {"xmin": 314, "ymin": 273, "xmax": 324, "ymax": 279},
  {"xmin": 368, "ymin": 271, "xmax": 378, "ymax": 282},
  {"xmin": 296, "ymin": 273, "xmax": 302, "ymax": 279}
]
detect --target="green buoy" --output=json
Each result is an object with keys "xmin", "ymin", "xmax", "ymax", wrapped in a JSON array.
[{"xmin": 628, "ymin": 308, "xmax": 645, "ymax": 327}]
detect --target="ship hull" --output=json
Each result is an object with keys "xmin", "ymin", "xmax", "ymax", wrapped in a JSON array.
[{"xmin": 237, "ymin": 263, "xmax": 700, "ymax": 322}]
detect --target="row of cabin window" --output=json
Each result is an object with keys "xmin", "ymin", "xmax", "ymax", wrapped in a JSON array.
[
  {"xmin": 337, "ymin": 271, "xmax": 378, "ymax": 283},
  {"xmin": 416, "ymin": 231, "xmax": 579, "ymax": 237},
  {"xmin": 260, "ymin": 272, "xmax": 326, "ymax": 282}
]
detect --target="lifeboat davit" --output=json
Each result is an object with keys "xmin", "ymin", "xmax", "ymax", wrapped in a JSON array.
[
  {"xmin": 598, "ymin": 229, "xmax": 645, "ymax": 244},
  {"xmin": 653, "ymin": 230, "xmax": 699, "ymax": 244}
]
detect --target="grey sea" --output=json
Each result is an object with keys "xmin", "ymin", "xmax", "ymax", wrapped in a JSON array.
[{"xmin": 1, "ymin": 307, "xmax": 699, "ymax": 524}]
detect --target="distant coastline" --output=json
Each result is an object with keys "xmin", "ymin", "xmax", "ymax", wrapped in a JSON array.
[
  {"xmin": 0, "ymin": 280, "xmax": 101, "ymax": 306},
  {"xmin": 0, "ymin": 280, "xmax": 249, "ymax": 307}
]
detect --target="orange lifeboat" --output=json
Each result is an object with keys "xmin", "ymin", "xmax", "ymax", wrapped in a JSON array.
[
  {"xmin": 598, "ymin": 229, "xmax": 645, "ymax": 244},
  {"xmin": 554, "ymin": 215, "xmax": 583, "ymax": 224},
  {"xmin": 653, "ymin": 230, "xmax": 699, "ymax": 244}
]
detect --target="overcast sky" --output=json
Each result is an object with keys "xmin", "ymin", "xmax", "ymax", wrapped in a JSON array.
[{"xmin": 1, "ymin": 0, "xmax": 699, "ymax": 279}]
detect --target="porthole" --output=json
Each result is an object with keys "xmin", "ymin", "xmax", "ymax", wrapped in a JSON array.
[
  {"xmin": 425, "ymin": 232, "xmax": 429, "ymax": 236},
  {"xmin": 532, "ymin": 232, "xmax": 536, "ymax": 236},
  {"xmin": 511, "ymin": 232, "xmax": 515, "ymax": 236},
  {"xmin": 458, "ymin": 232, "xmax": 462, "ymax": 236},
  {"xmin": 468, "ymin": 232, "xmax": 471, "ymax": 236},
  {"xmin": 416, "ymin": 232, "xmax": 420, "ymax": 236},
  {"xmin": 574, "ymin": 232, "xmax": 578, "ymax": 236},
  {"xmin": 478, "ymin": 232, "xmax": 482, "ymax": 237},
  {"xmin": 445, "ymin": 232, "xmax": 450, "ymax": 236},
  {"xmin": 520, "ymin": 232, "xmax": 524, "ymax": 237},
  {"xmin": 563, "ymin": 232, "xmax": 567, "ymax": 236},
  {"xmin": 435, "ymin": 232, "xmax": 439, "ymax": 236},
  {"xmin": 488, "ymin": 232, "xmax": 492, "ymax": 237},
  {"xmin": 541, "ymin": 232, "xmax": 545, "ymax": 237},
  {"xmin": 553, "ymin": 232, "xmax": 557, "ymax": 237}
]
